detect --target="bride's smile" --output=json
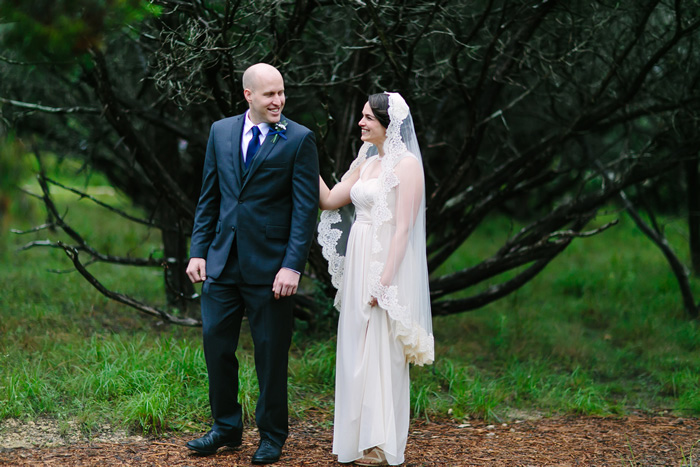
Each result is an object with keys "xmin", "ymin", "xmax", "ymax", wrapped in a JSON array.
[{"xmin": 358, "ymin": 102, "xmax": 387, "ymax": 148}]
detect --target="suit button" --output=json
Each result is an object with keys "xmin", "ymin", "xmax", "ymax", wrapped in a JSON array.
[{"xmin": 231, "ymin": 226, "xmax": 235, "ymax": 231}]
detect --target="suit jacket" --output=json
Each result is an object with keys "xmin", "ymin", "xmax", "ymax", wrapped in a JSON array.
[{"xmin": 189, "ymin": 113, "xmax": 319, "ymax": 284}]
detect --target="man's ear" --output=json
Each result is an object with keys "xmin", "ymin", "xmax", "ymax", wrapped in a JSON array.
[{"xmin": 243, "ymin": 89, "xmax": 253, "ymax": 103}]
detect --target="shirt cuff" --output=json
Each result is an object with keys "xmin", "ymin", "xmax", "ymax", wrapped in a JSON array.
[{"xmin": 283, "ymin": 267, "xmax": 301, "ymax": 275}]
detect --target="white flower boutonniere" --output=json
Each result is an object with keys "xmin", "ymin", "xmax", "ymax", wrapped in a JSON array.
[{"xmin": 269, "ymin": 120, "xmax": 288, "ymax": 143}]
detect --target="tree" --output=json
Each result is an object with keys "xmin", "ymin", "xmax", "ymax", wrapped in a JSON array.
[{"xmin": 2, "ymin": 0, "xmax": 700, "ymax": 326}]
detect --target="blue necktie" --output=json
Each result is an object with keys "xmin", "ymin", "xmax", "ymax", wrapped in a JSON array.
[{"xmin": 245, "ymin": 126, "xmax": 261, "ymax": 169}]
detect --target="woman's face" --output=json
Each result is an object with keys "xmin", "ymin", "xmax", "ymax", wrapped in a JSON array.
[{"xmin": 358, "ymin": 102, "xmax": 387, "ymax": 147}]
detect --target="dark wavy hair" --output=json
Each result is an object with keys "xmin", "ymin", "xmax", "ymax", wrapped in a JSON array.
[{"xmin": 368, "ymin": 93, "xmax": 391, "ymax": 129}]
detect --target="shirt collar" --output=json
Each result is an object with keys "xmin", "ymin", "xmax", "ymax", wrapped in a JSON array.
[{"xmin": 244, "ymin": 111, "xmax": 270, "ymax": 136}]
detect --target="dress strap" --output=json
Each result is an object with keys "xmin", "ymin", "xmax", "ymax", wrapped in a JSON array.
[{"xmin": 358, "ymin": 155, "xmax": 378, "ymax": 178}]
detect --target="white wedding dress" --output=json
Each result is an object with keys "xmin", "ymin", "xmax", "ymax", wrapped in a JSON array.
[
  {"xmin": 332, "ymin": 166, "xmax": 410, "ymax": 466},
  {"xmin": 320, "ymin": 93, "xmax": 434, "ymax": 466}
]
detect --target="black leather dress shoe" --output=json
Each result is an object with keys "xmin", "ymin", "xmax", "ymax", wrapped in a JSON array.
[
  {"xmin": 251, "ymin": 439, "xmax": 282, "ymax": 464},
  {"xmin": 186, "ymin": 430, "xmax": 242, "ymax": 455}
]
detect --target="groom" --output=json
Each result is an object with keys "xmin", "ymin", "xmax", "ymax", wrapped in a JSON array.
[{"xmin": 185, "ymin": 63, "xmax": 319, "ymax": 464}]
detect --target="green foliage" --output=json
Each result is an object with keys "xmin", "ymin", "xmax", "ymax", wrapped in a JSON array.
[
  {"xmin": 0, "ymin": 134, "xmax": 33, "ymax": 228},
  {"xmin": 0, "ymin": 134, "xmax": 31, "ymax": 190},
  {"xmin": 0, "ymin": 0, "xmax": 161, "ymax": 61},
  {"xmin": 4, "ymin": 175, "xmax": 700, "ymax": 433},
  {"xmin": 2, "ymin": 0, "xmax": 699, "ymax": 324},
  {"xmin": 420, "ymin": 213, "xmax": 700, "ymax": 421},
  {"xmin": 0, "ymin": 170, "xmax": 208, "ymax": 433},
  {"xmin": 287, "ymin": 339, "xmax": 336, "ymax": 420}
]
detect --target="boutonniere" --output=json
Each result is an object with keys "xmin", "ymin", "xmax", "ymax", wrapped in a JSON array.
[{"xmin": 269, "ymin": 120, "xmax": 288, "ymax": 143}]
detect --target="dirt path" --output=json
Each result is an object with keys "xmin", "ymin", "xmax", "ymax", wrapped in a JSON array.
[{"xmin": 1, "ymin": 415, "xmax": 699, "ymax": 466}]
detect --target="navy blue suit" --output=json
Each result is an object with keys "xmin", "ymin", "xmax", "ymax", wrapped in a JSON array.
[{"xmin": 189, "ymin": 113, "xmax": 319, "ymax": 448}]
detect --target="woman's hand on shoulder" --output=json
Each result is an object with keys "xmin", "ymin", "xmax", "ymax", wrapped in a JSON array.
[{"xmin": 319, "ymin": 166, "xmax": 360, "ymax": 211}]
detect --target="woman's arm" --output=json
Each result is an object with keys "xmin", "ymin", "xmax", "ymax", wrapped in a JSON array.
[
  {"xmin": 379, "ymin": 156, "xmax": 424, "ymax": 286},
  {"xmin": 319, "ymin": 165, "xmax": 361, "ymax": 211}
]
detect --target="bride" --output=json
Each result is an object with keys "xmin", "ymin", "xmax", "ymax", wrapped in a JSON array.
[{"xmin": 318, "ymin": 92, "xmax": 434, "ymax": 466}]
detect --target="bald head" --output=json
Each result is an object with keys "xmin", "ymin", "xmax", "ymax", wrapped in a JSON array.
[
  {"xmin": 242, "ymin": 63, "xmax": 283, "ymax": 92},
  {"xmin": 242, "ymin": 63, "xmax": 286, "ymax": 124}
]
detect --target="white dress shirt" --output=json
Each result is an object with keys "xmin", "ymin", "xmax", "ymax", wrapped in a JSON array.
[{"xmin": 241, "ymin": 111, "xmax": 270, "ymax": 164}]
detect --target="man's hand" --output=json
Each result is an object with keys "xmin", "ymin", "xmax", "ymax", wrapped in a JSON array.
[
  {"xmin": 186, "ymin": 258, "xmax": 207, "ymax": 283},
  {"xmin": 272, "ymin": 268, "xmax": 300, "ymax": 299}
]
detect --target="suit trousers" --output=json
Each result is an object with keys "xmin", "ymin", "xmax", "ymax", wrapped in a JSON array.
[{"xmin": 200, "ymin": 251, "xmax": 294, "ymax": 448}]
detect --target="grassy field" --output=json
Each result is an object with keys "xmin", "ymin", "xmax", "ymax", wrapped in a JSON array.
[{"xmin": 2, "ymin": 160, "xmax": 700, "ymax": 437}]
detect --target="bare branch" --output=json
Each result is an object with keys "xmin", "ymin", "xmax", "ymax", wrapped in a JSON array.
[
  {"xmin": 363, "ymin": 0, "xmax": 405, "ymax": 81},
  {"xmin": 547, "ymin": 220, "xmax": 619, "ymax": 240},
  {"xmin": 590, "ymin": 152, "xmax": 699, "ymax": 318},
  {"xmin": 58, "ymin": 242, "xmax": 201, "ymax": 326},
  {"xmin": 0, "ymin": 97, "xmax": 100, "ymax": 114},
  {"xmin": 44, "ymin": 178, "xmax": 179, "ymax": 233},
  {"xmin": 87, "ymin": 49, "xmax": 195, "ymax": 219},
  {"xmin": 31, "ymin": 170, "xmax": 171, "ymax": 267},
  {"xmin": 431, "ymin": 256, "xmax": 556, "ymax": 316},
  {"xmin": 16, "ymin": 239, "xmax": 63, "ymax": 251},
  {"xmin": 11, "ymin": 224, "xmax": 55, "ymax": 235},
  {"xmin": 579, "ymin": 14, "xmax": 700, "ymax": 129},
  {"xmin": 590, "ymin": 0, "xmax": 661, "ymax": 104}
]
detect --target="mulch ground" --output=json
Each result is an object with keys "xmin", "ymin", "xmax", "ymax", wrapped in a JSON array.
[{"xmin": 2, "ymin": 415, "xmax": 699, "ymax": 466}]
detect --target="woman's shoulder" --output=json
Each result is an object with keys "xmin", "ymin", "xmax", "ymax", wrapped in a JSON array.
[
  {"xmin": 396, "ymin": 152, "xmax": 422, "ymax": 169},
  {"xmin": 356, "ymin": 156, "xmax": 376, "ymax": 176}
]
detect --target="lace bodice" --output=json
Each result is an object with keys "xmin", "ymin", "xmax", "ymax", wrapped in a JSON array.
[
  {"xmin": 351, "ymin": 177, "xmax": 397, "ymax": 227},
  {"xmin": 351, "ymin": 178, "xmax": 377, "ymax": 224},
  {"xmin": 352, "ymin": 158, "xmax": 396, "ymax": 226}
]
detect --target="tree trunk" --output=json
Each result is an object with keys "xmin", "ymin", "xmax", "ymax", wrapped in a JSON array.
[
  {"xmin": 620, "ymin": 190, "xmax": 698, "ymax": 319},
  {"xmin": 158, "ymin": 205, "xmax": 195, "ymax": 315},
  {"xmin": 685, "ymin": 153, "xmax": 700, "ymax": 275},
  {"xmin": 153, "ymin": 129, "xmax": 196, "ymax": 315}
]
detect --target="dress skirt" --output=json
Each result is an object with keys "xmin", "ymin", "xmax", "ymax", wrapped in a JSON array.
[{"xmin": 332, "ymin": 216, "xmax": 410, "ymax": 466}]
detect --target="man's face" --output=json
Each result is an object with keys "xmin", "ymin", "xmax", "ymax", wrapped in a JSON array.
[{"xmin": 244, "ymin": 70, "xmax": 285, "ymax": 125}]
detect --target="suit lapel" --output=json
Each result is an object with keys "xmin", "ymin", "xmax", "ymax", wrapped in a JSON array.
[
  {"xmin": 241, "ymin": 119, "xmax": 285, "ymax": 191},
  {"xmin": 230, "ymin": 115, "xmax": 245, "ymax": 192}
]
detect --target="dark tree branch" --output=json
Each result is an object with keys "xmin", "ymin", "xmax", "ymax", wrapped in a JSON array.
[
  {"xmin": 11, "ymin": 223, "xmax": 55, "ymax": 235},
  {"xmin": 431, "ymin": 256, "xmax": 557, "ymax": 316},
  {"xmin": 363, "ymin": 0, "xmax": 405, "ymax": 82},
  {"xmin": 590, "ymin": 0, "xmax": 661, "ymax": 104},
  {"xmin": 43, "ymin": 177, "xmax": 179, "ymax": 233},
  {"xmin": 5, "ymin": 1, "xmax": 700, "ymax": 324},
  {"xmin": 57, "ymin": 241, "xmax": 201, "ymax": 326},
  {"xmin": 620, "ymin": 190, "xmax": 698, "ymax": 319},
  {"xmin": 430, "ymin": 1, "xmax": 560, "ymax": 215},
  {"xmin": 589, "ymin": 149, "xmax": 699, "ymax": 319},
  {"xmin": 0, "ymin": 97, "xmax": 100, "ymax": 114},
  {"xmin": 579, "ymin": 13, "xmax": 700, "ymax": 129},
  {"xmin": 31, "ymin": 169, "xmax": 172, "ymax": 267},
  {"xmin": 430, "ymin": 220, "xmax": 618, "ymax": 300},
  {"xmin": 87, "ymin": 49, "xmax": 195, "ymax": 219}
]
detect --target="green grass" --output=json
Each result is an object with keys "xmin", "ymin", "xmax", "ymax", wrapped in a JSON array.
[
  {"xmin": 414, "ymin": 210, "xmax": 700, "ymax": 421},
  {"xmin": 3, "ymin": 162, "xmax": 700, "ymax": 435}
]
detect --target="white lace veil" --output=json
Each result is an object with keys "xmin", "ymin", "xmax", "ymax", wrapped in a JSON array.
[{"xmin": 318, "ymin": 92, "xmax": 434, "ymax": 366}]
